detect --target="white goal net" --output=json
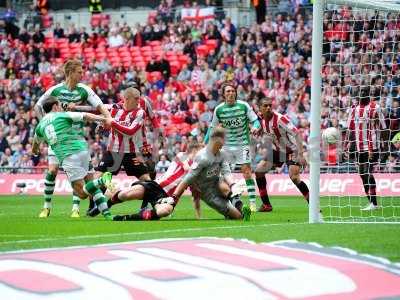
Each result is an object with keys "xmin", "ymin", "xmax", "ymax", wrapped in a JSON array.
[{"xmin": 310, "ymin": 0, "xmax": 400, "ymax": 223}]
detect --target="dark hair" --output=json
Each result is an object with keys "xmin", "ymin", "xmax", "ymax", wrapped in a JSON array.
[
  {"xmin": 42, "ymin": 96, "xmax": 59, "ymax": 113},
  {"xmin": 221, "ymin": 81, "xmax": 237, "ymax": 98},
  {"xmin": 258, "ymin": 96, "xmax": 272, "ymax": 106}
]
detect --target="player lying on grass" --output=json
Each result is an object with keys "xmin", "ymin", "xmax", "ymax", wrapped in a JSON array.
[
  {"xmin": 32, "ymin": 97, "xmax": 115, "ymax": 220},
  {"xmin": 88, "ymin": 142, "xmax": 202, "ymax": 221},
  {"xmin": 171, "ymin": 126, "xmax": 251, "ymax": 220},
  {"xmin": 255, "ymin": 97, "xmax": 312, "ymax": 213}
]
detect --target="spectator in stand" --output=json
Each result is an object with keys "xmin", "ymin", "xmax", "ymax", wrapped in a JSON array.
[
  {"xmin": 53, "ymin": 22, "xmax": 65, "ymax": 38},
  {"xmin": 0, "ymin": 130, "xmax": 10, "ymax": 154},
  {"xmin": 38, "ymin": 55, "xmax": 51, "ymax": 74},
  {"xmin": 155, "ymin": 154, "xmax": 171, "ymax": 173},
  {"xmin": 32, "ymin": 26, "xmax": 45, "ymax": 43}
]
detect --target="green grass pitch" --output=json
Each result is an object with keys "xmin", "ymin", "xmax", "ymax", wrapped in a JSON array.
[{"xmin": 0, "ymin": 195, "xmax": 399, "ymax": 262}]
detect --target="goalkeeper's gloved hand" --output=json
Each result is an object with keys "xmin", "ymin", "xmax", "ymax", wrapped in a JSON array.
[
  {"xmin": 156, "ymin": 197, "xmax": 176, "ymax": 206},
  {"xmin": 230, "ymin": 183, "xmax": 242, "ymax": 198}
]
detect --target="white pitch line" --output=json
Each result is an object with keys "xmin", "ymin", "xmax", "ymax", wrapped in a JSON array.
[{"xmin": 0, "ymin": 222, "xmax": 307, "ymax": 246}]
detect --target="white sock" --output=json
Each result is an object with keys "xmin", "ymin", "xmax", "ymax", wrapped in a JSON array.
[{"xmin": 44, "ymin": 202, "xmax": 52, "ymax": 209}]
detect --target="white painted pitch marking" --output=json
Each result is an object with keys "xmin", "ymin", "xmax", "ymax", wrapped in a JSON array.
[{"xmin": 0, "ymin": 222, "xmax": 307, "ymax": 246}]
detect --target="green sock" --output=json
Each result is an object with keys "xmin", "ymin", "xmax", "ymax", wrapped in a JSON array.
[
  {"xmin": 72, "ymin": 194, "xmax": 82, "ymax": 210},
  {"xmin": 44, "ymin": 171, "xmax": 56, "ymax": 205},
  {"xmin": 245, "ymin": 178, "xmax": 257, "ymax": 204},
  {"xmin": 93, "ymin": 189, "xmax": 111, "ymax": 216},
  {"xmin": 84, "ymin": 178, "xmax": 105, "ymax": 195}
]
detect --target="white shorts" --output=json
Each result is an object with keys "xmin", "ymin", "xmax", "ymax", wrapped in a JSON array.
[
  {"xmin": 48, "ymin": 147, "xmax": 94, "ymax": 174},
  {"xmin": 47, "ymin": 147, "xmax": 60, "ymax": 165},
  {"xmin": 223, "ymin": 145, "xmax": 251, "ymax": 170},
  {"xmin": 62, "ymin": 150, "xmax": 90, "ymax": 183}
]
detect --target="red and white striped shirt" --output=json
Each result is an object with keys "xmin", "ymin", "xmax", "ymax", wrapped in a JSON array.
[
  {"xmin": 261, "ymin": 112, "xmax": 299, "ymax": 153},
  {"xmin": 156, "ymin": 152, "xmax": 191, "ymax": 195},
  {"xmin": 107, "ymin": 104, "xmax": 145, "ymax": 153},
  {"xmin": 347, "ymin": 102, "xmax": 386, "ymax": 152}
]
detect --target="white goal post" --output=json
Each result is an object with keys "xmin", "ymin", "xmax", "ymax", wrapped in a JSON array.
[{"xmin": 310, "ymin": 0, "xmax": 400, "ymax": 223}]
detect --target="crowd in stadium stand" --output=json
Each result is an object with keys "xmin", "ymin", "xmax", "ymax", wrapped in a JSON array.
[{"xmin": 0, "ymin": 1, "xmax": 399, "ymax": 174}]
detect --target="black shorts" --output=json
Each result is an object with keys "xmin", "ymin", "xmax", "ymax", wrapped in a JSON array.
[
  {"xmin": 356, "ymin": 151, "xmax": 379, "ymax": 165},
  {"xmin": 131, "ymin": 180, "xmax": 168, "ymax": 207},
  {"xmin": 96, "ymin": 151, "xmax": 148, "ymax": 178},
  {"xmin": 270, "ymin": 150, "xmax": 300, "ymax": 168}
]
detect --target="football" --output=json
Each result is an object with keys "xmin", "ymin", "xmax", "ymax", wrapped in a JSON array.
[{"xmin": 322, "ymin": 127, "xmax": 339, "ymax": 144}]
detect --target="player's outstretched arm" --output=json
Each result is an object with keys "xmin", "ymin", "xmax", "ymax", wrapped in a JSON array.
[
  {"xmin": 171, "ymin": 180, "xmax": 190, "ymax": 205},
  {"xmin": 71, "ymin": 105, "xmax": 98, "ymax": 113},
  {"xmin": 98, "ymin": 104, "xmax": 112, "ymax": 119},
  {"xmin": 83, "ymin": 113, "xmax": 112, "ymax": 128},
  {"xmin": 32, "ymin": 135, "xmax": 41, "ymax": 155}
]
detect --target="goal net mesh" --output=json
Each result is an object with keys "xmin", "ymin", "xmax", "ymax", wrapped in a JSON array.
[{"xmin": 320, "ymin": 1, "xmax": 400, "ymax": 222}]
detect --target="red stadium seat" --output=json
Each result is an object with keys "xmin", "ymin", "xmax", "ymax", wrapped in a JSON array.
[
  {"xmin": 165, "ymin": 51, "xmax": 176, "ymax": 57},
  {"xmin": 56, "ymin": 38, "xmax": 68, "ymax": 44},
  {"xmin": 205, "ymin": 39, "xmax": 218, "ymax": 50},
  {"xmin": 44, "ymin": 37, "xmax": 55, "ymax": 47},
  {"xmin": 130, "ymin": 46, "xmax": 141, "ymax": 53},
  {"xmin": 135, "ymin": 61, "xmax": 147, "ymax": 69},
  {"xmin": 170, "ymin": 61, "xmax": 181, "ymax": 76},
  {"xmin": 132, "ymin": 55, "xmax": 145, "ymax": 62},
  {"xmin": 140, "ymin": 46, "xmax": 152, "ymax": 53},
  {"xmin": 196, "ymin": 45, "xmax": 208, "ymax": 57},
  {"xmin": 149, "ymin": 40, "xmax": 161, "ymax": 47},
  {"xmin": 118, "ymin": 46, "xmax": 129, "ymax": 53},
  {"xmin": 147, "ymin": 71, "xmax": 162, "ymax": 83},
  {"xmin": 178, "ymin": 55, "xmax": 189, "ymax": 65},
  {"xmin": 55, "ymin": 58, "xmax": 64, "ymax": 64},
  {"xmin": 152, "ymin": 50, "xmax": 164, "ymax": 57},
  {"xmin": 69, "ymin": 43, "xmax": 81, "ymax": 49},
  {"xmin": 170, "ymin": 115, "xmax": 185, "ymax": 124}
]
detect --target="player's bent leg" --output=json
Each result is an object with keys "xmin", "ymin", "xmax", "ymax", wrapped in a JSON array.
[
  {"xmin": 111, "ymin": 185, "xmax": 146, "ymax": 205},
  {"xmin": 39, "ymin": 164, "xmax": 59, "ymax": 218},
  {"xmin": 71, "ymin": 192, "xmax": 84, "ymax": 218},
  {"xmin": 255, "ymin": 160, "xmax": 273, "ymax": 212},
  {"xmin": 113, "ymin": 209, "xmax": 160, "ymax": 221},
  {"xmin": 226, "ymin": 205, "xmax": 244, "ymax": 220},
  {"xmin": 71, "ymin": 180, "xmax": 88, "ymax": 200},
  {"xmin": 61, "ymin": 150, "xmax": 113, "ymax": 220},
  {"xmin": 155, "ymin": 203, "xmax": 174, "ymax": 218},
  {"xmin": 289, "ymin": 165, "xmax": 309, "ymax": 203},
  {"xmin": 218, "ymin": 181, "xmax": 231, "ymax": 197},
  {"xmin": 241, "ymin": 164, "xmax": 257, "ymax": 212}
]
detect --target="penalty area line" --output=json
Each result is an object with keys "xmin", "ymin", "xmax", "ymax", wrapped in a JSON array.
[{"xmin": 0, "ymin": 222, "xmax": 307, "ymax": 246}]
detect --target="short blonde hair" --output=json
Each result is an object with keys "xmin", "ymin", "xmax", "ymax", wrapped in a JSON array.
[
  {"xmin": 123, "ymin": 87, "xmax": 140, "ymax": 99},
  {"xmin": 63, "ymin": 59, "xmax": 82, "ymax": 77},
  {"xmin": 211, "ymin": 126, "xmax": 226, "ymax": 140}
]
